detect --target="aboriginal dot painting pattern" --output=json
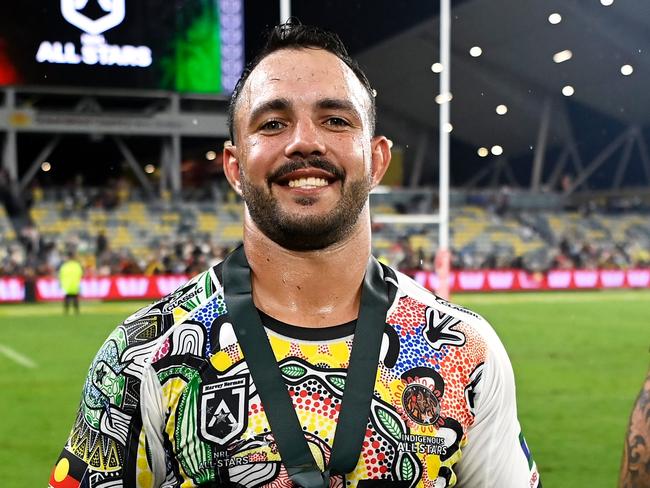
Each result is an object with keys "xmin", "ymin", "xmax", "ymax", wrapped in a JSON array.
[
  {"xmin": 354, "ymin": 428, "xmax": 392, "ymax": 479},
  {"xmin": 438, "ymin": 322, "xmax": 486, "ymax": 429},
  {"xmin": 188, "ymin": 295, "xmax": 226, "ymax": 357},
  {"xmin": 387, "ymin": 296, "xmax": 437, "ymax": 376},
  {"xmin": 387, "ymin": 296, "xmax": 486, "ymax": 433}
]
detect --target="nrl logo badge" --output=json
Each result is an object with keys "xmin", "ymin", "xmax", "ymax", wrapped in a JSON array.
[
  {"xmin": 61, "ymin": 0, "xmax": 126, "ymax": 36},
  {"xmin": 199, "ymin": 375, "xmax": 248, "ymax": 445}
]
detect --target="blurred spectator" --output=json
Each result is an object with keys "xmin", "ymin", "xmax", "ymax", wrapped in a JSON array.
[
  {"xmin": 59, "ymin": 250, "xmax": 83, "ymax": 314},
  {"xmin": 95, "ymin": 230, "xmax": 108, "ymax": 258}
]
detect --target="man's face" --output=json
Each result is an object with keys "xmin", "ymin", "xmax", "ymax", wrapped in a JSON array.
[{"xmin": 224, "ymin": 48, "xmax": 389, "ymax": 251}]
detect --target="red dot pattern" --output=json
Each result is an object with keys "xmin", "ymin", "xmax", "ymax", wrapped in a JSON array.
[
  {"xmin": 151, "ymin": 338, "xmax": 169, "ymax": 363},
  {"xmin": 387, "ymin": 297, "xmax": 427, "ymax": 334},
  {"xmin": 437, "ymin": 322, "xmax": 486, "ymax": 431}
]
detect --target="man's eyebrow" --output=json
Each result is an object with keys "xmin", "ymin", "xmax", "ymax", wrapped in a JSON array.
[
  {"xmin": 317, "ymin": 98, "xmax": 361, "ymax": 117},
  {"xmin": 248, "ymin": 98, "xmax": 292, "ymax": 124}
]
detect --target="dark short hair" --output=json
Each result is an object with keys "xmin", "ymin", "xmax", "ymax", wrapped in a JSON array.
[{"xmin": 227, "ymin": 19, "xmax": 376, "ymax": 142}]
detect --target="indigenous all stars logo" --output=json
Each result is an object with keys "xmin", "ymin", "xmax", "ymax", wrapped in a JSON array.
[
  {"xmin": 37, "ymin": 0, "xmax": 151, "ymax": 68},
  {"xmin": 402, "ymin": 384, "xmax": 441, "ymax": 426},
  {"xmin": 199, "ymin": 375, "xmax": 248, "ymax": 445},
  {"xmin": 61, "ymin": 0, "xmax": 126, "ymax": 36}
]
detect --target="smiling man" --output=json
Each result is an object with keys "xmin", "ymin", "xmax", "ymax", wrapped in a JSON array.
[{"xmin": 50, "ymin": 21, "xmax": 540, "ymax": 488}]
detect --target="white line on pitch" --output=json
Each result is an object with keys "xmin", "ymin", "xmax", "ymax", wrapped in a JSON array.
[{"xmin": 0, "ymin": 344, "xmax": 38, "ymax": 368}]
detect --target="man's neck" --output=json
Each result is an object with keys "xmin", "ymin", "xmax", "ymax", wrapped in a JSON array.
[{"xmin": 242, "ymin": 211, "xmax": 372, "ymax": 328}]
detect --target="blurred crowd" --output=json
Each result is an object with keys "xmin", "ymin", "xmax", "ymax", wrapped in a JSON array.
[
  {"xmin": 375, "ymin": 235, "xmax": 650, "ymax": 273},
  {"xmin": 2, "ymin": 225, "xmax": 649, "ymax": 278},
  {"xmin": 0, "ymin": 230, "xmax": 233, "ymax": 278},
  {"xmin": 1, "ymin": 178, "xmax": 649, "ymax": 277}
]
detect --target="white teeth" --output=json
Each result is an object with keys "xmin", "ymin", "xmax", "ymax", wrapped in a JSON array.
[{"xmin": 288, "ymin": 177, "xmax": 328, "ymax": 188}]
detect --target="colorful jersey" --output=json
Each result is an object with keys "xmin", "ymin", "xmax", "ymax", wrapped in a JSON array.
[{"xmin": 50, "ymin": 260, "xmax": 540, "ymax": 488}]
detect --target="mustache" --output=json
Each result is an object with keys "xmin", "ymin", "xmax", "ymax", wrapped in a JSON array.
[{"xmin": 267, "ymin": 158, "xmax": 346, "ymax": 183}]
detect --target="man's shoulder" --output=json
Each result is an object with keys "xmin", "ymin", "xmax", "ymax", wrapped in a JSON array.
[
  {"xmin": 120, "ymin": 267, "xmax": 223, "ymax": 341},
  {"xmin": 386, "ymin": 267, "xmax": 486, "ymax": 326}
]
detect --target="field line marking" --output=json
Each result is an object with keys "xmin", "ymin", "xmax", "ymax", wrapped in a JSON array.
[{"xmin": 0, "ymin": 343, "xmax": 38, "ymax": 368}]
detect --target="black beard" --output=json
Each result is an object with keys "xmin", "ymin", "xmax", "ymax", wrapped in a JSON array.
[{"xmin": 240, "ymin": 167, "xmax": 372, "ymax": 252}]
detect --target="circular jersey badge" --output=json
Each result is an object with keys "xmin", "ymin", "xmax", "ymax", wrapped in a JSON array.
[{"xmin": 402, "ymin": 384, "xmax": 440, "ymax": 426}]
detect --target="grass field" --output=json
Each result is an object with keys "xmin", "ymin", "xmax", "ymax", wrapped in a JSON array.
[{"xmin": 0, "ymin": 290, "xmax": 648, "ymax": 487}]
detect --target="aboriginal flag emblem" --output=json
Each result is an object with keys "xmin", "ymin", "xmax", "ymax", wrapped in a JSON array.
[{"xmin": 49, "ymin": 449, "xmax": 86, "ymax": 488}]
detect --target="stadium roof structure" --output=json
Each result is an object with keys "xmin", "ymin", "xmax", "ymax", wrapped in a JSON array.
[
  {"xmin": 281, "ymin": 0, "xmax": 650, "ymax": 193},
  {"xmin": 2, "ymin": 0, "xmax": 649, "ymax": 195}
]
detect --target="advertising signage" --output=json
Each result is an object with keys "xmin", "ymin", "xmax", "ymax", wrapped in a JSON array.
[{"xmin": 0, "ymin": 0, "xmax": 244, "ymax": 93}]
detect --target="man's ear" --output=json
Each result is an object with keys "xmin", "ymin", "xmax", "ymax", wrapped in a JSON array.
[
  {"xmin": 369, "ymin": 135, "xmax": 392, "ymax": 188},
  {"xmin": 222, "ymin": 140, "xmax": 243, "ymax": 196}
]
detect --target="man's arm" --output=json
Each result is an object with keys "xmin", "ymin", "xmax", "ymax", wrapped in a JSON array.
[
  {"xmin": 620, "ymin": 367, "xmax": 650, "ymax": 488},
  {"xmin": 48, "ymin": 317, "xmax": 163, "ymax": 487},
  {"xmin": 454, "ymin": 322, "xmax": 540, "ymax": 487}
]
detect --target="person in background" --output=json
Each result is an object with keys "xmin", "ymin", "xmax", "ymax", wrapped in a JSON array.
[
  {"xmin": 620, "ymin": 367, "xmax": 650, "ymax": 488},
  {"xmin": 58, "ymin": 250, "xmax": 83, "ymax": 314}
]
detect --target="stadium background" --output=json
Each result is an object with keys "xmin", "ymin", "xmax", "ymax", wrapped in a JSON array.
[{"xmin": 1, "ymin": 0, "xmax": 649, "ymax": 487}]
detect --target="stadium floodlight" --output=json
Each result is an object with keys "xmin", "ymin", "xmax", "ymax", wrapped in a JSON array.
[
  {"xmin": 469, "ymin": 46, "xmax": 483, "ymax": 57},
  {"xmin": 435, "ymin": 92, "xmax": 453, "ymax": 104},
  {"xmin": 496, "ymin": 104, "xmax": 508, "ymax": 115},
  {"xmin": 562, "ymin": 85, "xmax": 575, "ymax": 96},
  {"xmin": 548, "ymin": 13, "xmax": 562, "ymax": 24},
  {"xmin": 431, "ymin": 62, "xmax": 444, "ymax": 73},
  {"xmin": 553, "ymin": 49, "xmax": 573, "ymax": 63},
  {"xmin": 620, "ymin": 64, "xmax": 633, "ymax": 76}
]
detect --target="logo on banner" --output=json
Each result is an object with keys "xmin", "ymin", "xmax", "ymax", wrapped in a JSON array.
[
  {"xmin": 80, "ymin": 278, "xmax": 112, "ymax": 298},
  {"xmin": 116, "ymin": 277, "xmax": 149, "ymax": 297},
  {"xmin": 199, "ymin": 376, "xmax": 248, "ymax": 445},
  {"xmin": 0, "ymin": 278, "xmax": 25, "ymax": 302},
  {"xmin": 61, "ymin": 0, "xmax": 126, "ymax": 36},
  {"xmin": 36, "ymin": 0, "xmax": 152, "ymax": 67}
]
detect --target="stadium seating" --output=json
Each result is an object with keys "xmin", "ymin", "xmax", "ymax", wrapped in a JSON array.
[{"xmin": 0, "ymin": 186, "xmax": 649, "ymax": 277}]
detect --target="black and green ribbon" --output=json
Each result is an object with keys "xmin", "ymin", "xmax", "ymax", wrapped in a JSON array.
[{"xmin": 223, "ymin": 246, "xmax": 390, "ymax": 488}]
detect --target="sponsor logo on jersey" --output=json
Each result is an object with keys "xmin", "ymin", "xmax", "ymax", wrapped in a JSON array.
[
  {"xmin": 199, "ymin": 375, "xmax": 248, "ymax": 445},
  {"xmin": 162, "ymin": 286, "xmax": 204, "ymax": 313},
  {"xmin": 402, "ymin": 383, "xmax": 440, "ymax": 426}
]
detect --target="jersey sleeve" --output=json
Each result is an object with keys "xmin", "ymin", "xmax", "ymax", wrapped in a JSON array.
[
  {"xmin": 455, "ymin": 322, "xmax": 541, "ymax": 487},
  {"xmin": 48, "ymin": 313, "xmax": 166, "ymax": 488}
]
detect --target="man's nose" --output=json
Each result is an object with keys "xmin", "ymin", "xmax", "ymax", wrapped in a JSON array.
[{"xmin": 284, "ymin": 119, "xmax": 327, "ymax": 158}]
